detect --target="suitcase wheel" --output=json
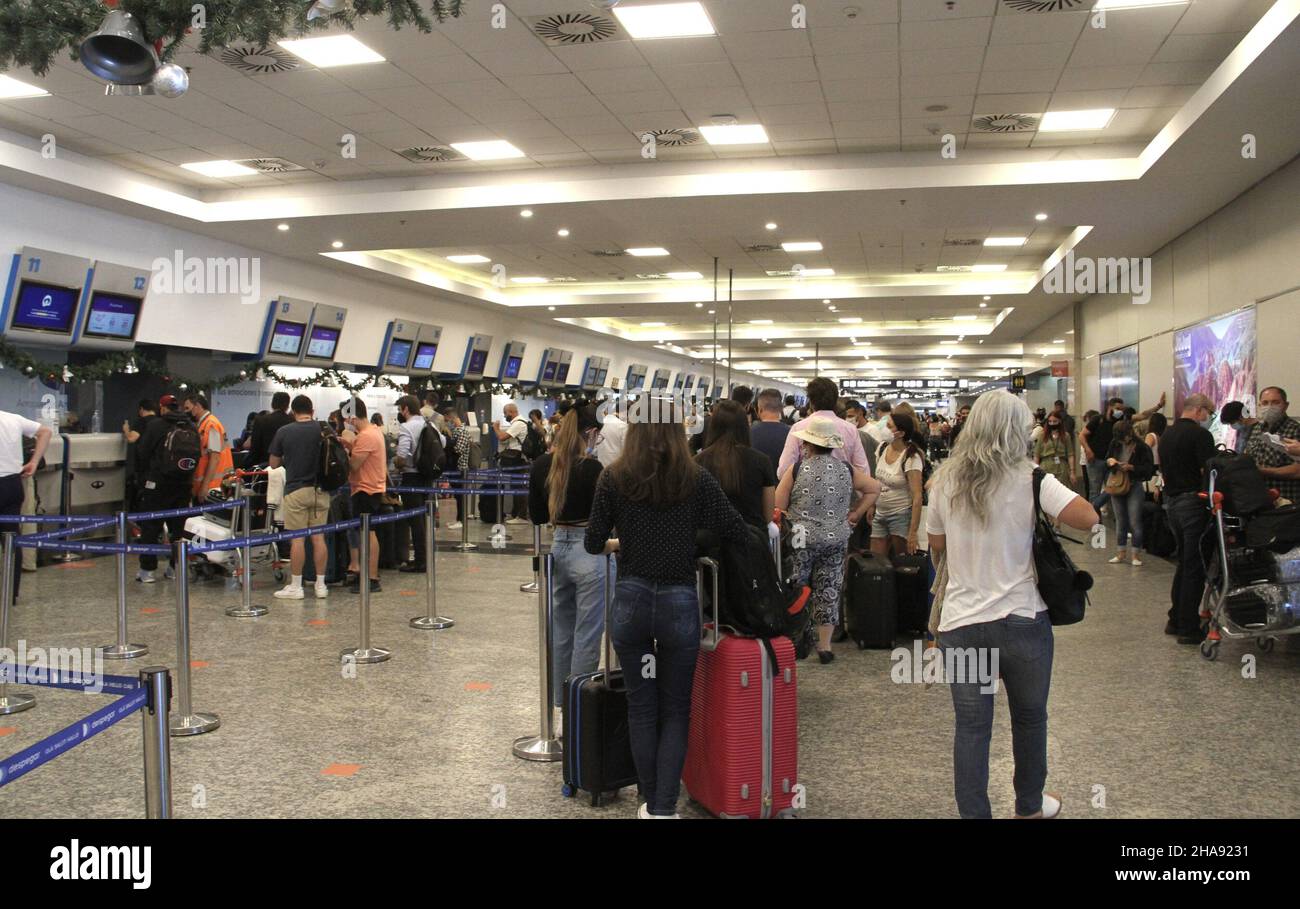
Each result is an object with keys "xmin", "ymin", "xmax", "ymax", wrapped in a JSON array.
[{"xmin": 561, "ymin": 783, "xmax": 574, "ymax": 798}]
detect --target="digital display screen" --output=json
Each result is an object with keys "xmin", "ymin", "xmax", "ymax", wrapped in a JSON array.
[
  {"xmin": 542, "ymin": 361, "xmax": 558, "ymax": 382},
  {"xmin": 674, "ymin": 374, "xmax": 684, "ymax": 389},
  {"xmin": 385, "ymin": 338, "xmax": 413, "ymax": 369},
  {"xmin": 412, "ymin": 342, "xmax": 437, "ymax": 371},
  {"xmin": 504, "ymin": 355, "xmax": 523, "ymax": 380},
  {"xmin": 83, "ymin": 291, "xmax": 141, "ymax": 339},
  {"xmin": 555, "ymin": 362, "xmax": 570, "ymax": 383},
  {"xmin": 466, "ymin": 348, "xmax": 488, "ymax": 376},
  {"xmin": 654, "ymin": 373, "xmax": 669, "ymax": 390},
  {"xmin": 584, "ymin": 365, "xmax": 599, "ymax": 387},
  {"xmin": 306, "ymin": 326, "xmax": 340, "ymax": 360},
  {"xmin": 11, "ymin": 281, "xmax": 79, "ymax": 334},
  {"xmin": 596, "ymin": 368, "xmax": 608, "ymax": 386},
  {"xmin": 269, "ymin": 319, "xmax": 305, "ymax": 356},
  {"xmin": 684, "ymin": 376, "xmax": 695, "ymax": 390}
]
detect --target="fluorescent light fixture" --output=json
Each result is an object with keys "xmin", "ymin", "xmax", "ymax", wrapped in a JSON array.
[
  {"xmin": 641, "ymin": 322, "xmax": 667, "ymax": 327},
  {"xmin": 1093, "ymin": 0, "xmax": 1187, "ymax": 9},
  {"xmin": 447, "ymin": 254, "xmax": 491, "ymax": 264},
  {"xmin": 782, "ymin": 241, "xmax": 823, "ymax": 253},
  {"xmin": 971, "ymin": 264, "xmax": 1008, "ymax": 273},
  {"xmin": 694, "ymin": 302, "xmax": 704, "ymax": 308},
  {"xmin": 953, "ymin": 315, "xmax": 978, "ymax": 321},
  {"xmin": 979, "ymin": 302, "xmax": 988, "ymax": 309},
  {"xmin": 547, "ymin": 306, "xmax": 556, "ymax": 311},
  {"xmin": 557, "ymin": 228, "xmax": 570, "ymax": 237},
  {"xmin": 277, "ymin": 35, "xmax": 384, "ymax": 67},
  {"xmin": 626, "ymin": 247, "xmax": 669, "ymax": 257},
  {"xmin": 520, "ymin": 209, "xmax": 533, "ymax": 218},
  {"xmin": 331, "ymin": 240, "xmax": 345, "ymax": 249},
  {"xmin": 277, "ymin": 224, "xmax": 290, "ymax": 232},
  {"xmin": 785, "ymin": 343, "xmax": 805, "ymax": 348},
  {"xmin": 1039, "ymin": 108, "xmax": 1116, "ymax": 132},
  {"xmin": 1035, "ymin": 213, "xmax": 1049, "ymax": 222},
  {"xmin": 797, "ymin": 268, "xmax": 835, "ymax": 277},
  {"xmin": 666, "ymin": 271, "xmax": 703, "ymax": 280},
  {"xmin": 181, "ymin": 160, "xmax": 258, "ymax": 177},
  {"xmin": 699, "ymin": 123, "xmax": 770, "ymax": 145},
  {"xmin": 451, "ymin": 140, "xmax": 525, "ymax": 160},
  {"xmin": 613, "ymin": 2, "xmax": 716, "ymax": 39},
  {"xmin": 983, "ymin": 295, "xmax": 992, "ymax": 300},
  {"xmin": 940, "ymin": 340, "xmax": 959, "ymax": 345},
  {"xmin": 984, "ymin": 237, "xmax": 1026, "ymax": 247},
  {"xmin": 511, "ymin": 276, "xmax": 549, "ymax": 284},
  {"xmin": 0, "ymin": 75, "xmax": 48, "ymax": 99},
  {"xmin": 839, "ymin": 317, "xmax": 861, "ymax": 324},
  {"xmin": 1053, "ymin": 339, "xmax": 1066, "ymax": 344},
  {"xmin": 766, "ymin": 222, "xmax": 778, "ymax": 230},
  {"xmin": 750, "ymin": 319, "xmax": 774, "ymax": 325}
]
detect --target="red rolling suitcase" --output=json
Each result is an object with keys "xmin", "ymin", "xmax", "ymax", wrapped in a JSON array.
[{"xmin": 682, "ymin": 557, "xmax": 799, "ymax": 819}]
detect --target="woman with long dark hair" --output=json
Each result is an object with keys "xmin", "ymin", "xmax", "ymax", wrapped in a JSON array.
[
  {"xmin": 530, "ymin": 406, "xmax": 606, "ymax": 713},
  {"xmin": 867, "ymin": 410, "xmax": 925, "ymax": 559},
  {"xmin": 1105, "ymin": 419, "xmax": 1155, "ymax": 566},
  {"xmin": 1033, "ymin": 410, "xmax": 1077, "ymax": 491},
  {"xmin": 696, "ymin": 399, "xmax": 776, "ymax": 529},
  {"xmin": 586, "ymin": 406, "xmax": 748, "ymax": 819}
]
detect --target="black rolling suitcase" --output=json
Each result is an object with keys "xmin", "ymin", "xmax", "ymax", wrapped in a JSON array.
[
  {"xmin": 562, "ymin": 555, "xmax": 637, "ymax": 806},
  {"xmin": 845, "ymin": 552, "xmax": 896, "ymax": 649},
  {"xmin": 478, "ymin": 487, "xmax": 499, "ymax": 524},
  {"xmin": 892, "ymin": 551, "xmax": 930, "ymax": 636},
  {"xmin": 1142, "ymin": 500, "xmax": 1176, "ymax": 558}
]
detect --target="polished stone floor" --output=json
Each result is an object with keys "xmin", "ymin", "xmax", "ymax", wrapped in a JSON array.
[{"xmin": 1, "ymin": 516, "xmax": 1297, "ymax": 819}]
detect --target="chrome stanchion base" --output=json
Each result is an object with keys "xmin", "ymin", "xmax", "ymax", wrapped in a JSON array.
[
  {"xmin": 169, "ymin": 712, "xmax": 220, "ymax": 737},
  {"xmin": 513, "ymin": 734, "xmax": 562, "ymax": 762},
  {"xmin": 53, "ymin": 551, "xmax": 83, "ymax": 563},
  {"xmin": 100, "ymin": 642, "xmax": 149, "ymax": 660},
  {"xmin": 409, "ymin": 615, "xmax": 455, "ymax": 630},
  {"xmin": 341, "ymin": 646, "xmax": 391, "ymax": 664},
  {"xmin": 0, "ymin": 692, "xmax": 36, "ymax": 715},
  {"xmin": 520, "ymin": 580, "xmax": 539, "ymax": 593},
  {"xmin": 225, "ymin": 604, "xmax": 269, "ymax": 618},
  {"xmin": 454, "ymin": 542, "xmax": 479, "ymax": 552}
]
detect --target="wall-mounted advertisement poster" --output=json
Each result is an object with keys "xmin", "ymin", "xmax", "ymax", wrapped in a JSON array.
[
  {"xmin": 1174, "ymin": 307, "xmax": 1257, "ymax": 449},
  {"xmin": 1099, "ymin": 344, "xmax": 1139, "ymax": 410}
]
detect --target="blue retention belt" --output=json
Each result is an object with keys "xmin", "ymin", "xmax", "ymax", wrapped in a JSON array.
[
  {"xmin": 19, "ymin": 517, "xmax": 119, "ymax": 542},
  {"xmin": 188, "ymin": 504, "xmax": 427, "ymax": 554},
  {"xmin": 19, "ymin": 539, "xmax": 171, "ymax": 555},
  {"xmin": 0, "ymin": 687, "xmax": 148, "ymax": 788},
  {"xmin": 0, "ymin": 514, "xmax": 115, "ymax": 526},
  {"xmin": 0, "ymin": 661, "xmax": 142, "ymax": 694},
  {"xmin": 129, "ymin": 499, "xmax": 244, "ymax": 522}
]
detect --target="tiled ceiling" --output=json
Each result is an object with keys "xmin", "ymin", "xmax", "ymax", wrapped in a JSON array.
[{"xmin": 0, "ymin": 0, "xmax": 1274, "ymax": 187}]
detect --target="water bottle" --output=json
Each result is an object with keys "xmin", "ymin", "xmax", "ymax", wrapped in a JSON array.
[{"xmin": 91, "ymin": 409, "xmax": 102, "ymax": 433}]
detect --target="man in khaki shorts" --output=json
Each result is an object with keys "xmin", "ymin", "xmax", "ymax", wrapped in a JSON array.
[{"xmin": 268, "ymin": 394, "xmax": 332, "ymax": 600}]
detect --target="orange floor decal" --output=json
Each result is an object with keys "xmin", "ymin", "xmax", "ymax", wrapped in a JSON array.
[
  {"xmin": 398, "ymin": 590, "xmax": 419, "ymax": 596},
  {"xmin": 55, "ymin": 561, "xmax": 96, "ymax": 569},
  {"xmin": 321, "ymin": 763, "xmax": 361, "ymax": 777},
  {"xmin": 0, "ymin": 726, "xmax": 17, "ymax": 737},
  {"xmin": 190, "ymin": 660, "xmax": 209, "ymax": 669},
  {"xmin": 464, "ymin": 682, "xmax": 492, "ymax": 691},
  {"xmin": 307, "ymin": 619, "xmax": 330, "ymax": 627},
  {"xmin": 140, "ymin": 607, "xmax": 160, "ymax": 615}
]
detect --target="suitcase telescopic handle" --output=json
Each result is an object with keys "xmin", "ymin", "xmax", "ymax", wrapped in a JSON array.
[
  {"xmin": 603, "ymin": 553, "xmax": 616, "ymax": 685},
  {"xmin": 695, "ymin": 556, "xmax": 721, "ymax": 652}
]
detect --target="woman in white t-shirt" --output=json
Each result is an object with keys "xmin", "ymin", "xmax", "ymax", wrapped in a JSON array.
[
  {"xmin": 867, "ymin": 411, "xmax": 925, "ymax": 559},
  {"xmin": 925, "ymin": 390, "xmax": 1097, "ymax": 820}
]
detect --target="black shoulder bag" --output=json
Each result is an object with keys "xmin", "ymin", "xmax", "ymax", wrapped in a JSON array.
[{"xmin": 1031, "ymin": 468, "xmax": 1093, "ymax": 626}]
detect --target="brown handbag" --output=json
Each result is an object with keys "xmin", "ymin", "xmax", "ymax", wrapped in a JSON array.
[{"xmin": 1103, "ymin": 468, "xmax": 1131, "ymax": 497}]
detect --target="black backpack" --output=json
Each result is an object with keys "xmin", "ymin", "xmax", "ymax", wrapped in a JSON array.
[
  {"xmin": 1031, "ymin": 468, "xmax": 1092, "ymax": 625},
  {"xmin": 520, "ymin": 420, "xmax": 545, "ymax": 461},
  {"xmin": 415, "ymin": 422, "xmax": 446, "ymax": 478},
  {"xmin": 1206, "ymin": 451, "xmax": 1272, "ymax": 516},
  {"xmin": 714, "ymin": 525, "xmax": 811, "ymax": 643},
  {"xmin": 152, "ymin": 417, "xmax": 201, "ymax": 482},
  {"xmin": 317, "ymin": 423, "xmax": 350, "ymax": 492}
]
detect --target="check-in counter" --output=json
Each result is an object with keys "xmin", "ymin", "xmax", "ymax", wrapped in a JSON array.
[{"xmin": 39, "ymin": 432, "xmax": 128, "ymax": 516}]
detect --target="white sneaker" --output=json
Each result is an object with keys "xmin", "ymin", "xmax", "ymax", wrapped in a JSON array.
[
  {"xmin": 446, "ymin": 522, "xmax": 463, "ymax": 530},
  {"xmin": 637, "ymin": 803, "xmax": 679, "ymax": 819},
  {"xmin": 314, "ymin": 582, "xmax": 329, "ymax": 599},
  {"xmin": 1015, "ymin": 792, "xmax": 1062, "ymax": 819},
  {"xmin": 1108, "ymin": 555, "xmax": 1126, "ymax": 564},
  {"xmin": 274, "ymin": 584, "xmax": 304, "ymax": 600},
  {"xmin": 163, "ymin": 565, "xmax": 176, "ymax": 580},
  {"xmin": 506, "ymin": 517, "xmax": 528, "ymax": 525},
  {"xmin": 1130, "ymin": 556, "xmax": 1143, "ymax": 567},
  {"xmin": 136, "ymin": 569, "xmax": 156, "ymax": 584}
]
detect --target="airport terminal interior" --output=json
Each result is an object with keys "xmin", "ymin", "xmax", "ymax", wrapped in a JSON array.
[{"xmin": 0, "ymin": 0, "xmax": 1299, "ymax": 823}]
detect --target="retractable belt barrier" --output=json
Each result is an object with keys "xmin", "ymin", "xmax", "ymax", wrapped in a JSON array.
[
  {"xmin": 0, "ymin": 513, "xmax": 116, "ymax": 525},
  {"xmin": 129, "ymin": 499, "xmax": 244, "ymax": 522}
]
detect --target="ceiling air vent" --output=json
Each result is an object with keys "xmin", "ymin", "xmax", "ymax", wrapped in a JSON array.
[
  {"xmin": 972, "ymin": 113, "xmax": 1040, "ymax": 133},
  {"xmin": 1000, "ymin": 0, "xmax": 1088, "ymax": 11},
  {"xmin": 235, "ymin": 157, "xmax": 305, "ymax": 174},
  {"xmin": 396, "ymin": 145, "xmax": 468, "ymax": 163},
  {"xmin": 218, "ymin": 44, "xmax": 299, "ymax": 74},
  {"xmin": 764, "ymin": 269, "xmax": 805, "ymax": 278},
  {"xmin": 589, "ymin": 249, "xmax": 627, "ymax": 257},
  {"xmin": 744, "ymin": 244, "xmax": 783, "ymax": 253},
  {"xmin": 936, "ymin": 266, "xmax": 973, "ymax": 273},
  {"xmin": 943, "ymin": 238, "xmax": 982, "ymax": 247},
  {"xmin": 640, "ymin": 128, "xmax": 701, "ymax": 147},
  {"xmin": 526, "ymin": 11, "xmax": 625, "ymax": 45}
]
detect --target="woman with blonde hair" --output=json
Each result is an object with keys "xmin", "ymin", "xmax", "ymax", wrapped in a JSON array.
[
  {"xmin": 528, "ymin": 405, "xmax": 607, "ymax": 710},
  {"xmin": 926, "ymin": 390, "xmax": 1097, "ymax": 819}
]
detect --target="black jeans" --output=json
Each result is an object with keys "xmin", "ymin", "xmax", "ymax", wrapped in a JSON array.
[
  {"xmin": 0, "ymin": 473, "xmax": 25, "ymax": 600},
  {"xmin": 400, "ymin": 472, "xmax": 427, "ymax": 566},
  {"xmin": 499, "ymin": 452, "xmax": 528, "ymax": 519},
  {"xmin": 1166, "ymin": 492, "xmax": 1209, "ymax": 635},
  {"xmin": 138, "ymin": 484, "xmax": 192, "ymax": 571}
]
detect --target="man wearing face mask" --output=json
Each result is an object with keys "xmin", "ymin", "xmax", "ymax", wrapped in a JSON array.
[
  {"xmin": 1158, "ymin": 394, "xmax": 1218, "ymax": 644},
  {"xmin": 1243, "ymin": 387, "xmax": 1300, "ymax": 504}
]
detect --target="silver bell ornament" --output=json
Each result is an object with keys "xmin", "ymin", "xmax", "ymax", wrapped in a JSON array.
[
  {"xmin": 151, "ymin": 63, "xmax": 189, "ymax": 99},
  {"xmin": 308, "ymin": 0, "xmax": 353, "ymax": 22}
]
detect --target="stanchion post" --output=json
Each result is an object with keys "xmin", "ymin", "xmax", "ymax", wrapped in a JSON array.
[
  {"xmin": 0, "ymin": 531, "xmax": 35, "ymax": 715},
  {"xmin": 169, "ymin": 539, "xmax": 219, "ymax": 736},
  {"xmin": 521, "ymin": 522, "xmax": 541, "ymax": 593},
  {"xmin": 342, "ymin": 513, "xmax": 390, "ymax": 663},
  {"xmin": 410, "ymin": 498, "xmax": 453, "ymax": 630},
  {"xmin": 54, "ymin": 436, "xmax": 82, "ymax": 563},
  {"xmin": 513, "ymin": 551, "xmax": 561, "ymax": 761},
  {"xmin": 101, "ymin": 511, "xmax": 148, "ymax": 660},
  {"xmin": 456, "ymin": 478, "xmax": 478, "ymax": 552},
  {"xmin": 140, "ymin": 666, "xmax": 173, "ymax": 818},
  {"xmin": 227, "ymin": 485, "xmax": 267, "ymax": 618}
]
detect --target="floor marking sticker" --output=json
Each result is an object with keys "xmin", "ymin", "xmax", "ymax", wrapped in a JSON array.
[
  {"xmin": 321, "ymin": 762, "xmax": 362, "ymax": 777},
  {"xmin": 465, "ymin": 682, "xmax": 493, "ymax": 691},
  {"xmin": 190, "ymin": 660, "xmax": 209, "ymax": 669},
  {"xmin": 140, "ymin": 607, "xmax": 161, "ymax": 615},
  {"xmin": 307, "ymin": 619, "xmax": 330, "ymax": 627},
  {"xmin": 0, "ymin": 726, "xmax": 17, "ymax": 737}
]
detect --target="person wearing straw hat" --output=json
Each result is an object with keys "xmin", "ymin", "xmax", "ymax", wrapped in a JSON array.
[{"xmin": 776, "ymin": 415, "xmax": 877, "ymax": 663}]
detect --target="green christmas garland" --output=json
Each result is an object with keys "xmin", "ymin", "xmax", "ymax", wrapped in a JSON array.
[
  {"xmin": 0, "ymin": 0, "xmax": 466, "ymax": 77},
  {"xmin": 0, "ymin": 337, "xmax": 409, "ymax": 395}
]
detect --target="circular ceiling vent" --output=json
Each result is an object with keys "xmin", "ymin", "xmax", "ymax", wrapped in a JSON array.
[
  {"xmin": 237, "ymin": 157, "xmax": 304, "ymax": 173},
  {"xmin": 642, "ymin": 128, "xmax": 701, "ymax": 147},
  {"xmin": 219, "ymin": 45, "xmax": 299, "ymax": 74},
  {"xmin": 396, "ymin": 145, "xmax": 468, "ymax": 163},
  {"xmin": 530, "ymin": 12, "xmax": 619, "ymax": 44},
  {"xmin": 972, "ymin": 113, "xmax": 1040, "ymax": 133},
  {"xmin": 1000, "ymin": 0, "xmax": 1087, "ymax": 11}
]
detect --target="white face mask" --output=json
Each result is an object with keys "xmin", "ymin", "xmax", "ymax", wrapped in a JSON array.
[{"xmin": 1259, "ymin": 405, "xmax": 1284, "ymax": 426}]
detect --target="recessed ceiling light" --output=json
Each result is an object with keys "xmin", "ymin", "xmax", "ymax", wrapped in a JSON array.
[
  {"xmin": 1094, "ymin": 0, "xmax": 1187, "ymax": 9},
  {"xmin": 0, "ymin": 75, "xmax": 48, "ymax": 99},
  {"xmin": 277, "ymin": 35, "xmax": 384, "ymax": 67},
  {"xmin": 666, "ymin": 271, "xmax": 703, "ymax": 280},
  {"xmin": 1039, "ymin": 108, "xmax": 1117, "ymax": 132},
  {"xmin": 798, "ymin": 268, "xmax": 836, "ymax": 277},
  {"xmin": 1035, "ymin": 213, "xmax": 1049, "ymax": 222},
  {"xmin": 983, "ymin": 295, "xmax": 992, "ymax": 300},
  {"xmin": 782, "ymin": 241, "xmax": 823, "ymax": 253},
  {"xmin": 520, "ymin": 209, "xmax": 533, "ymax": 218},
  {"xmin": 331, "ymin": 240, "xmax": 345, "ymax": 249},
  {"xmin": 1053, "ymin": 338, "xmax": 1065, "ymax": 344},
  {"xmin": 979, "ymin": 302, "xmax": 988, "ymax": 308},
  {"xmin": 557, "ymin": 228, "xmax": 570, "ymax": 237},
  {"xmin": 181, "ymin": 160, "xmax": 258, "ymax": 178},
  {"xmin": 765, "ymin": 222, "xmax": 778, "ymax": 231},
  {"xmin": 548, "ymin": 306, "xmax": 556, "ymax": 311},
  {"xmin": 971, "ymin": 264, "xmax": 1008, "ymax": 273},
  {"xmin": 511, "ymin": 276, "xmax": 549, "ymax": 284},
  {"xmin": 699, "ymin": 123, "xmax": 770, "ymax": 145},
  {"xmin": 447, "ymin": 254, "xmax": 491, "ymax": 264},
  {"xmin": 707, "ymin": 309, "xmax": 715, "ymax": 315},
  {"xmin": 277, "ymin": 223, "xmax": 290, "ymax": 232},
  {"xmin": 695, "ymin": 302, "xmax": 704, "ymax": 308},
  {"xmin": 764, "ymin": 339, "xmax": 772, "ymax": 344},
  {"xmin": 750, "ymin": 319, "xmax": 774, "ymax": 325},
  {"xmin": 838, "ymin": 318, "xmax": 862, "ymax": 324},
  {"xmin": 984, "ymin": 237, "xmax": 1026, "ymax": 247},
  {"xmin": 613, "ymin": 1, "xmax": 716, "ymax": 39},
  {"xmin": 786, "ymin": 343, "xmax": 804, "ymax": 348},
  {"xmin": 451, "ymin": 140, "xmax": 526, "ymax": 160},
  {"xmin": 627, "ymin": 247, "xmax": 669, "ymax": 257}
]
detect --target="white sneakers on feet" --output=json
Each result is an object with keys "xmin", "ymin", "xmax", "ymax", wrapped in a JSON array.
[
  {"xmin": 1108, "ymin": 555, "xmax": 1126, "ymax": 564},
  {"xmin": 506, "ymin": 517, "xmax": 528, "ymax": 525},
  {"xmin": 1015, "ymin": 792, "xmax": 1062, "ymax": 819},
  {"xmin": 136, "ymin": 569, "xmax": 156, "ymax": 584},
  {"xmin": 446, "ymin": 522, "xmax": 463, "ymax": 530},
  {"xmin": 315, "ymin": 581, "xmax": 328, "ymax": 599},
  {"xmin": 637, "ymin": 803, "xmax": 680, "ymax": 819},
  {"xmin": 274, "ymin": 584, "xmax": 304, "ymax": 600},
  {"xmin": 1130, "ymin": 556, "xmax": 1143, "ymax": 567}
]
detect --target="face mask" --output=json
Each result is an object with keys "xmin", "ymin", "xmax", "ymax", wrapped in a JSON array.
[
  {"xmin": 1198, "ymin": 415, "xmax": 1213, "ymax": 430},
  {"xmin": 1048, "ymin": 422, "xmax": 1060, "ymax": 430},
  {"xmin": 1259, "ymin": 405, "xmax": 1283, "ymax": 426},
  {"xmin": 1112, "ymin": 408, "xmax": 1125, "ymax": 419}
]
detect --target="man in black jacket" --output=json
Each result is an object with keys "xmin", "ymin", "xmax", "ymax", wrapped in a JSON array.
[
  {"xmin": 246, "ymin": 392, "xmax": 294, "ymax": 467},
  {"xmin": 135, "ymin": 396, "xmax": 195, "ymax": 583},
  {"xmin": 1158, "ymin": 394, "xmax": 1218, "ymax": 644}
]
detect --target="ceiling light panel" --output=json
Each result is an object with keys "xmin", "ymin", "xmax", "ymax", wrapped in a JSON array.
[{"xmin": 277, "ymin": 35, "xmax": 385, "ymax": 67}]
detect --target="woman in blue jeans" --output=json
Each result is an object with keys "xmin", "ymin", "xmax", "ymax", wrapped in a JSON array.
[
  {"xmin": 926, "ymin": 391, "xmax": 1097, "ymax": 819},
  {"xmin": 586, "ymin": 409, "xmax": 748, "ymax": 818},
  {"xmin": 1104, "ymin": 420, "xmax": 1155, "ymax": 567},
  {"xmin": 529, "ymin": 406, "xmax": 607, "ymax": 711}
]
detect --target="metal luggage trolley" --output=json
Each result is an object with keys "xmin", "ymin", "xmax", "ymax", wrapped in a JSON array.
[
  {"xmin": 1197, "ymin": 468, "xmax": 1300, "ymax": 661},
  {"xmin": 186, "ymin": 468, "xmax": 285, "ymax": 584}
]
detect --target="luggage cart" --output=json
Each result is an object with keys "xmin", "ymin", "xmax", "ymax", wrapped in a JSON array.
[
  {"xmin": 185, "ymin": 468, "xmax": 285, "ymax": 584},
  {"xmin": 1197, "ymin": 469, "xmax": 1300, "ymax": 661}
]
